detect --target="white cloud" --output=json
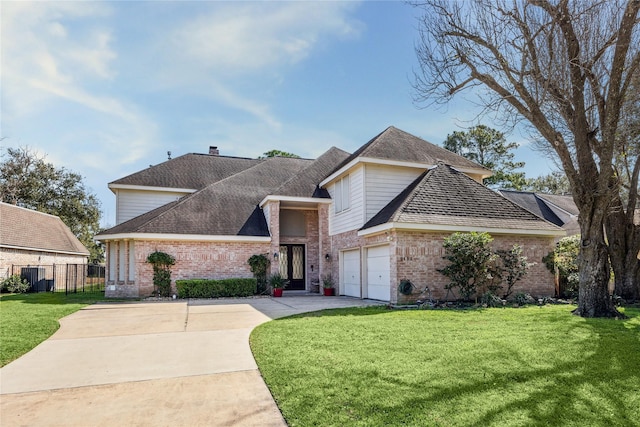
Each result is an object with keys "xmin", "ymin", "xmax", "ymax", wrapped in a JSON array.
[
  {"xmin": 171, "ymin": 2, "xmax": 362, "ymax": 74},
  {"xmin": 1, "ymin": 1, "xmax": 157, "ymax": 166}
]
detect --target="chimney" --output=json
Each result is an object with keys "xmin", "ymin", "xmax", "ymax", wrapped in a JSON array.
[{"xmin": 209, "ymin": 146, "xmax": 219, "ymax": 156}]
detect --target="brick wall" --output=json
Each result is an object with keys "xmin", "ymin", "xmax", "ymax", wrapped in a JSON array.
[
  {"xmin": 0, "ymin": 247, "xmax": 87, "ymax": 280},
  {"xmin": 105, "ymin": 240, "xmax": 271, "ymax": 298},
  {"xmin": 328, "ymin": 229, "xmax": 555, "ymax": 304},
  {"xmin": 395, "ymin": 231, "xmax": 555, "ymax": 304}
]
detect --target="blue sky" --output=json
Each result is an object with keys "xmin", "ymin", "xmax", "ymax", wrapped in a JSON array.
[{"xmin": 1, "ymin": 1, "xmax": 558, "ymax": 227}]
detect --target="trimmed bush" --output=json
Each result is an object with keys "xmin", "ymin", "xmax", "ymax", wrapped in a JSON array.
[
  {"xmin": 146, "ymin": 251, "xmax": 176, "ymax": 297},
  {"xmin": 0, "ymin": 275, "xmax": 31, "ymax": 294},
  {"xmin": 175, "ymin": 278, "xmax": 257, "ymax": 299}
]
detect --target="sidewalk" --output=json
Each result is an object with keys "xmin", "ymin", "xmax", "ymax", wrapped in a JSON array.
[{"xmin": 0, "ymin": 295, "xmax": 383, "ymax": 426}]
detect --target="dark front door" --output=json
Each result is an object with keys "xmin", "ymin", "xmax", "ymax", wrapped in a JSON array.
[{"xmin": 279, "ymin": 244, "xmax": 305, "ymax": 290}]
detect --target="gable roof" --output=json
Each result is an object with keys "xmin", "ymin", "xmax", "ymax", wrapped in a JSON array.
[
  {"xmin": 0, "ymin": 202, "xmax": 89, "ymax": 255},
  {"xmin": 274, "ymin": 147, "xmax": 350, "ymax": 198},
  {"xmin": 110, "ymin": 153, "xmax": 260, "ymax": 190},
  {"xmin": 324, "ymin": 126, "xmax": 490, "ymax": 183},
  {"xmin": 99, "ymin": 155, "xmax": 331, "ymax": 237},
  {"xmin": 362, "ymin": 164, "xmax": 562, "ymax": 233}
]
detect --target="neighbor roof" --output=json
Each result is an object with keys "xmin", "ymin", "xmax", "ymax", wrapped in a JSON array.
[
  {"xmin": 362, "ymin": 164, "xmax": 561, "ymax": 233},
  {"xmin": 536, "ymin": 193, "xmax": 579, "ymax": 216},
  {"xmin": 110, "ymin": 153, "xmax": 260, "ymax": 190},
  {"xmin": 327, "ymin": 126, "xmax": 491, "ymax": 179},
  {"xmin": 500, "ymin": 190, "xmax": 579, "ymax": 235},
  {"xmin": 99, "ymin": 152, "xmax": 346, "ymax": 237},
  {"xmin": 0, "ymin": 202, "xmax": 89, "ymax": 255},
  {"xmin": 498, "ymin": 190, "xmax": 564, "ymax": 227}
]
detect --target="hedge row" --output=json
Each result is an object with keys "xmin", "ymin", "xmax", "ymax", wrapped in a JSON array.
[{"xmin": 175, "ymin": 278, "xmax": 257, "ymax": 298}]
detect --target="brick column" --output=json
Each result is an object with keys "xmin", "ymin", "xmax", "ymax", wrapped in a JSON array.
[{"xmin": 267, "ymin": 201, "xmax": 281, "ymax": 275}]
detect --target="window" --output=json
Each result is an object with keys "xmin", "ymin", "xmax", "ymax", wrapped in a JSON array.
[
  {"xmin": 334, "ymin": 175, "xmax": 350, "ymax": 213},
  {"xmin": 280, "ymin": 210, "xmax": 306, "ymax": 237}
]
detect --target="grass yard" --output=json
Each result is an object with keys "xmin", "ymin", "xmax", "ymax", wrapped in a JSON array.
[
  {"xmin": 0, "ymin": 291, "xmax": 108, "ymax": 366},
  {"xmin": 251, "ymin": 305, "xmax": 640, "ymax": 427}
]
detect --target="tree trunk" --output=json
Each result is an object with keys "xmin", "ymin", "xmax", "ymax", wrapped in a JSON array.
[
  {"xmin": 605, "ymin": 199, "xmax": 640, "ymax": 301},
  {"xmin": 575, "ymin": 222, "xmax": 623, "ymax": 318}
]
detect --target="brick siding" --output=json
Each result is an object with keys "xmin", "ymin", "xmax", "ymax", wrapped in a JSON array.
[{"xmin": 328, "ymin": 229, "xmax": 555, "ymax": 304}]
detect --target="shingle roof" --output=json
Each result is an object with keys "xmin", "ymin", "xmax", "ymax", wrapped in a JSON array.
[
  {"xmin": 536, "ymin": 193, "xmax": 579, "ymax": 216},
  {"xmin": 110, "ymin": 153, "xmax": 260, "ymax": 190},
  {"xmin": 0, "ymin": 202, "xmax": 89, "ymax": 255},
  {"xmin": 275, "ymin": 147, "xmax": 350, "ymax": 198},
  {"xmin": 362, "ymin": 164, "xmax": 561, "ymax": 232},
  {"xmin": 327, "ymin": 126, "xmax": 490, "ymax": 178},
  {"xmin": 500, "ymin": 191, "xmax": 580, "ymax": 235},
  {"xmin": 100, "ymin": 156, "xmax": 318, "ymax": 236},
  {"xmin": 498, "ymin": 190, "xmax": 564, "ymax": 227}
]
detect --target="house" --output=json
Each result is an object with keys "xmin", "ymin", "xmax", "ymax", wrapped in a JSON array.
[
  {"xmin": 0, "ymin": 202, "xmax": 90, "ymax": 290},
  {"xmin": 499, "ymin": 190, "xmax": 580, "ymax": 237},
  {"xmin": 97, "ymin": 127, "xmax": 564, "ymax": 301}
]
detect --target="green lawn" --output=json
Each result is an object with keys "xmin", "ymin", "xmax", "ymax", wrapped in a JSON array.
[
  {"xmin": 251, "ymin": 305, "xmax": 640, "ymax": 427},
  {"xmin": 0, "ymin": 291, "xmax": 108, "ymax": 366}
]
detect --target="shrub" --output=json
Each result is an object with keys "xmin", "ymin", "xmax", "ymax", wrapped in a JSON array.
[
  {"xmin": 480, "ymin": 291, "xmax": 504, "ymax": 308},
  {"xmin": 269, "ymin": 273, "xmax": 288, "ymax": 289},
  {"xmin": 513, "ymin": 292, "xmax": 536, "ymax": 306},
  {"xmin": 0, "ymin": 275, "xmax": 31, "ymax": 293},
  {"xmin": 438, "ymin": 232, "xmax": 497, "ymax": 300},
  {"xmin": 248, "ymin": 254, "xmax": 270, "ymax": 294},
  {"xmin": 495, "ymin": 245, "xmax": 532, "ymax": 299},
  {"xmin": 146, "ymin": 251, "xmax": 176, "ymax": 297},
  {"xmin": 175, "ymin": 278, "xmax": 257, "ymax": 298},
  {"xmin": 543, "ymin": 235, "xmax": 580, "ymax": 298}
]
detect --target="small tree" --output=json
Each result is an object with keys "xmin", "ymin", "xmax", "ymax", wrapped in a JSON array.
[
  {"xmin": 543, "ymin": 235, "xmax": 580, "ymax": 298},
  {"xmin": 248, "ymin": 254, "xmax": 270, "ymax": 294},
  {"xmin": 438, "ymin": 232, "xmax": 497, "ymax": 300},
  {"xmin": 146, "ymin": 251, "xmax": 176, "ymax": 297},
  {"xmin": 443, "ymin": 125, "xmax": 526, "ymax": 189},
  {"xmin": 495, "ymin": 245, "xmax": 531, "ymax": 299}
]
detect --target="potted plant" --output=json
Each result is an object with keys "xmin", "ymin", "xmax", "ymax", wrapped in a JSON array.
[
  {"xmin": 322, "ymin": 274, "xmax": 335, "ymax": 296},
  {"xmin": 269, "ymin": 273, "xmax": 288, "ymax": 297}
]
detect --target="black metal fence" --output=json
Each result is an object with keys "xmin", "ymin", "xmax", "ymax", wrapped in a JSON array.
[{"xmin": 11, "ymin": 264, "xmax": 105, "ymax": 294}]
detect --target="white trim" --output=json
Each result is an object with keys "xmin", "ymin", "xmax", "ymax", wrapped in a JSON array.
[
  {"xmin": 258, "ymin": 195, "xmax": 332, "ymax": 208},
  {"xmin": 320, "ymin": 157, "xmax": 491, "ymax": 187},
  {"xmin": 358, "ymin": 222, "xmax": 566, "ymax": 237},
  {"xmin": 109, "ymin": 184, "xmax": 198, "ymax": 193},
  {"xmin": 0, "ymin": 244, "xmax": 89, "ymax": 257},
  {"xmin": 96, "ymin": 233, "xmax": 271, "ymax": 243}
]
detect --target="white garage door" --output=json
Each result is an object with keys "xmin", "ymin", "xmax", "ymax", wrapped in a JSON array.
[
  {"xmin": 367, "ymin": 245, "xmax": 390, "ymax": 301},
  {"xmin": 342, "ymin": 249, "xmax": 361, "ymax": 298}
]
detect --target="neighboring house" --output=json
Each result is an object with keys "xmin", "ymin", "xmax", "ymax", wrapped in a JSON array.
[
  {"xmin": 0, "ymin": 202, "xmax": 89, "ymax": 288},
  {"xmin": 97, "ymin": 127, "xmax": 564, "ymax": 301},
  {"xmin": 499, "ymin": 190, "xmax": 580, "ymax": 237}
]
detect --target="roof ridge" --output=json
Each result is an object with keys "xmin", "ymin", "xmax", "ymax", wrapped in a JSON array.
[{"xmin": 0, "ymin": 201, "xmax": 64, "ymax": 220}]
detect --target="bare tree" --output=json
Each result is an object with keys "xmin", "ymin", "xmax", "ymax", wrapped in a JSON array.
[
  {"xmin": 413, "ymin": 0, "xmax": 640, "ymax": 317},
  {"xmin": 607, "ymin": 71, "xmax": 640, "ymax": 300}
]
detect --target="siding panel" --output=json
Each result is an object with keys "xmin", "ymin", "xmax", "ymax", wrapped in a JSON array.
[
  {"xmin": 365, "ymin": 164, "xmax": 424, "ymax": 222},
  {"xmin": 116, "ymin": 189, "xmax": 190, "ymax": 224},
  {"xmin": 329, "ymin": 166, "xmax": 364, "ymax": 235}
]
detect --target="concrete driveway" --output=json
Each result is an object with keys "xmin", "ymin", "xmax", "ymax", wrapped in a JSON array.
[{"xmin": 0, "ymin": 295, "xmax": 383, "ymax": 427}]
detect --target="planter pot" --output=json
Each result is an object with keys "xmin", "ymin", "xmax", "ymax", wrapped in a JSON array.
[
  {"xmin": 273, "ymin": 288, "xmax": 283, "ymax": 297},
  {"xmin": 323, "ymin": 288, "xmax": 334, "ymax": 296}
]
